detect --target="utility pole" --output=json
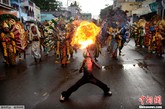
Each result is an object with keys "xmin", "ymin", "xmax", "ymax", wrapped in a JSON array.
[
  {"xmin": 18, "ymin": 0, "xmax": 22, "ymax": 22},
  {"xmin": 162, "ymin": 0, "xmax": 165, "ymax": 20},
  {"xmin": 67, "ymin": 0, "xmax": 69, "ymax": 7}
]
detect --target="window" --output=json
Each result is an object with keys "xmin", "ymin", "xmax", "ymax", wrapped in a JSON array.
[
  {"xmin": 2, "ymin": 0, "xmax": 10, "ymax": 5},
  {"xmin": 136, "ymin": 0, "xmax": 145, "ymax": 2}
]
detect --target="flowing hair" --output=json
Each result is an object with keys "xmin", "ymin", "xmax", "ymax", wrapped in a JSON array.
[{"xmin": 29, "ymin": 24, "xmax": 41, "ymax": 41}]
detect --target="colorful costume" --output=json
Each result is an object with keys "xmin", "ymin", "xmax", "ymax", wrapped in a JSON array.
[
  {"xmin": 94, "ymin": 34, "xmax": 102, "ymax": 61},
  {"xmin": 154, "ymin": 26, "xmax": 164, "ymax": 56},
  {"xmin": 106, "ymin": 27, "xmax": 113, "ymax": 52},
  {"xmin": 11, "ymin": 21, "xmax": 28, "ymax": 59},
  {"xmin": 138, "ymin": 27, "xmax": 145, "ymax": 47},
  {"xmin": 60, "ymin": 38, "xmax": 67, "ymax": 67},
  {"xmin": 119, "ymin": 26, "xmax": 127, "ymax": 55},
  {"xmin": 144, "ymin": 22, "xmax": 150, "ymax": 48},
  {"xmin": 108, "ymin": 28, "xmax": 120, "ymax": 58},
  {"xmin": 0, "ymin": 22, "xmax": 16, "ymax": 65}
]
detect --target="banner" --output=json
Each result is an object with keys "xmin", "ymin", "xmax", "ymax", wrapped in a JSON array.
[{"xmin": 149, "ymin": 2, "xmax": 158, "ymax": 12}]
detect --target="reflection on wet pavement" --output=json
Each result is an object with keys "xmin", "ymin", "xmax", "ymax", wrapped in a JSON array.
[{"xmin": 0, "ymin": 61, "xmax": 28, "ymax": 81}]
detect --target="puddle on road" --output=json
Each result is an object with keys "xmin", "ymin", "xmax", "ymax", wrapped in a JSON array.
[
  {"xmin": 138, "ymin": 62, "xmax": 148, "ymax": 69},
  {"xmin": 104, "ymin": 64, "xmax": 136, "ymax": 70},
  {"xmin": 104, "ymin": 64, "xmax": 123, "ymax": 70},
  {"xmin": 123, "ymin": 64, "xmax": 138, "ymax": 70},
  {"xmin": 104, "ymin": 63, "xmax": 148, "ymax": 70}
]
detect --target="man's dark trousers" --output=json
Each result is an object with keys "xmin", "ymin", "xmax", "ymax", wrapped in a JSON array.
[{"xmin": 62, "ymin": 72, "xmax": 110, "ymax": 98}]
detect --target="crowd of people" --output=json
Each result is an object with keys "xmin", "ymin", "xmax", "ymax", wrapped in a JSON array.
[
  {"xmin": 0, "ymin": 14, "xmax": 164, "ymax": 67},
  {"xmin": 131, "ymin": 15, "xmax": 165, "ymax": 56},
  {"xmin": 0, "ymin": 16, "xmax": 28, "ymax": 66},
  {"xmin": 105, "ymin": 24, "xmax": 130, "ymax": 59},
  {"xmin": 0, "ymin": 16, "xmax": 77, "ymax": 66},
  {"xmin": 0, "ymin": 16, "xmax": 105, "ymax": 67}
]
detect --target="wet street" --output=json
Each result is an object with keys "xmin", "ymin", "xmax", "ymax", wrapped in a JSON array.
[{"xmin": 0, "ymin": 39, "xmax": 165, "ymax": 109}]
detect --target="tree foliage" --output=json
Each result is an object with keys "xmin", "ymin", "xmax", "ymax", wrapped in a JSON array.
[
  {"xmin": 100, "ymin": 5, "xmax": 113, "ymax": 20},
  {"xmin": 31, "ymin": 0, "xmax": 62, "ymax": 11},
  {"xmin": 100, "ymin": 6, "xmax": 129, "ymax": 28},
  {"xmin": 70, "ymin": 1, "xmax": 79, "ymax": 7}
]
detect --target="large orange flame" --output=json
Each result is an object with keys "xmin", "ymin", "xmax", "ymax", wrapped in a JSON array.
[{"xmin": 71, "ymin": 21, "xmax": 101, "ymax": 49}]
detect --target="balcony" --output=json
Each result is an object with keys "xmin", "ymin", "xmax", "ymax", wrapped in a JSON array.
[
  {"xmin": 1, "ymin": 0, "xmax": 10, "ymax": 6},
  {"xmin": 0, "ymin": 0, "xmax": 12, "ymax": 10}
]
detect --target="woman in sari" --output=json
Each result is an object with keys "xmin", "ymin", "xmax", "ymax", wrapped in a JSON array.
[{"xmin": 29, "ymin": 24, "xmax": 42, "ymax": 63}]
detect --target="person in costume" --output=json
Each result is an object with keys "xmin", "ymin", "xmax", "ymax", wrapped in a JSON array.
[
  {"xmin": 0, "ymin": 26, "xmax": 3, "ymax": 55},
  {"xmin": 138, "ymin": 26, "xmax": 145, "ymax": 47},
  {"xmin": 144, "ymin": 22, "xmax": 150, "ymax": 48},
  {"xmin": 60, "ymin": 50, "xmax": 112, "ymax": 102},
  {"xmin": 119, "ymin": 25, "xmax": 127, "ymax": 55},
  {"xmin": 106, "ymin": 27, "xmax": 113, "ymax": 52},
  {"xmin": 42, "ymin": 20, "xmax": 57, "ymax": 56},
  {"xmin": 132, "ymin": 22, "xmax": 139, "ymax": 46},
  {"xmin": 150, "ymin": 28, "xmax": 157, "ymax": 54},
  {"xmin": 67, "ymin": 22, "xmax": 77, "ymax": 58},
  {"xmin": 0, "ymin": 22, "xmax": 16, "ymax": 65},
  {"xmin": 42, "ymin": 27, "xmax": 55, "ymax": 56},
  {"xmin": 108, "ymin": 28, "xmax": 121, "ymax": 59},
  {"xmin": 55, "ymin": 20, "xmax": 73, "ymax": 66},
  {"xmin": 154, "ymin": 26, "xmax": 164, "ymax": 56},
  {"xmin": 65, "ymin": 23, "xmax": 73, "ymax": 62},
  {"xmin": 55, "ymin": 20, "xmax": 65, "ymax": 64},
  {"xmin": 60, "ymin": 32, "xmax": 68, "ymax": 67},
  {"xmin": 29, "ymin": 24, "xmax": 42, "ymax": 63},
  {"xmin": 148, "ymin": 25, "xmax": 155, "ymax": 53},
  {"xmin": 11, "ymin": 20, "xmax": 28, "ymax": 60},
  {"xmin": 94, "ymin": 32, "xmax": 102, "ymax": 61},
  {"xmin": 55, "ymin": 34, "xmax": 60, "ymax": 63}
]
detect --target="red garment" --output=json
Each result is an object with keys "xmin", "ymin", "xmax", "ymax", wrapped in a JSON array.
[{"xmin": 84, "ymin": 57, "xmax": 93, "ymax": 73}]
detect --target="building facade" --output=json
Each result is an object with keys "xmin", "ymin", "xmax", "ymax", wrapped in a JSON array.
[
  {"xmin": 120, "ymin": 2, "xmax": 141, "ymax": 16},
  {"xmin": 34, "ymin": 5, "xmax": 41, "ymax": 21},
  {"xmin": 113, "ymin": 0, "xmax": 144, "ymax": 9},
  {"xmin": 113, "ymin": 0, "xmax": 159, "ymax": 19},
  {"xmin": 0, "ymin": 0, "xmax": 11, "ymax": 10},
  {"xmin": 41, "ymin": 12, "xmax": 55, "ymax": 22},
  {"xmin": 67, "ymin": 2, "xmax": 81, "ymax": 19},
  {"xmin": 0, "ymin": 0, "xmax": 17, "ymax": 16},
  {"xmin": 80, "ymin": 13, "xmax": 92, "ymax": 21},
  {"xmin": 132, "ymin": 0, "xmax": 158, "ymax": 16},
  {"xmin": 9, "ymin": 0, "xmax": 41, "ymax": 22}
]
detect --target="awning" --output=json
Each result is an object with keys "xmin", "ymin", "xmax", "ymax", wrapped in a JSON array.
[
  {"xmin": 132, "ymin": 6, "xmax": 152, "ymax": 16},
  {"xmin": 132, "ymin": 2, "xmax": 158, "ymax": 16},
  {"xmin": 0, "ymin": 11, "xmax": 18, "ymax": 17}
]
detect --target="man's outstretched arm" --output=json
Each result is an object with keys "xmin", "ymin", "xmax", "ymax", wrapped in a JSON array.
[{"xmin": 91, "ymin": 58, "xmax": 101, "ymax": 69}]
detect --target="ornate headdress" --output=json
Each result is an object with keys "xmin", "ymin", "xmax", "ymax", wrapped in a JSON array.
[{"xmin": 3, "ymin": 22, "xmax": 9, "ymax": 28}]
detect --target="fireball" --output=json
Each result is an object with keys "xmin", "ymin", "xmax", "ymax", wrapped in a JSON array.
[{"xmin": 71, "ymin": 21, "xmax": 101, "ymax": 49}]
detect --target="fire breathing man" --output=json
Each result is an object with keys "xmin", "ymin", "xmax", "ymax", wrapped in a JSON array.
[{"xmin": 60, "ymin": 50, "xmax": 112, "ymax": 102}]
